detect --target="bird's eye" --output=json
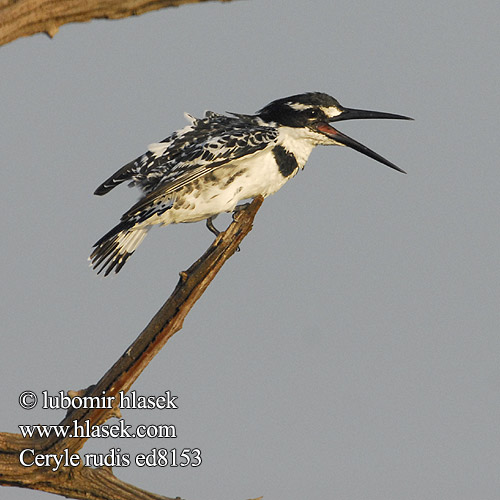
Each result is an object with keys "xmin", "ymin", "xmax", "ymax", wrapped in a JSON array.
[{"xmin": 305, "ymin": 108, "xmax": 319, "ymax": 118}]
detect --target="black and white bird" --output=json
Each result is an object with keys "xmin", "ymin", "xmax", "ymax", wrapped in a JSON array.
[{"xmin": 91, "ymin": 92, "xmax": 411, "ymax": 275}]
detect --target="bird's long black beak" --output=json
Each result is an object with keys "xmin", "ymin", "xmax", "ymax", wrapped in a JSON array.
[
  {"xmin": 330, "ymin": 107, "xmax": 413, "ymax": 124},
  {"xmin": 316, "ymin": 107, "xmax": 412, "ymax": 174}
]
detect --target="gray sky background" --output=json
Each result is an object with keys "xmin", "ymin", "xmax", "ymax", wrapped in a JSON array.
[{"xmin": 2, "ymin": 1, "xmax": 499, "ymax": 499}]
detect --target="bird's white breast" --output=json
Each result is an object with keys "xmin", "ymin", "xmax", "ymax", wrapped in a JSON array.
[{"xmin": 165, "ymin": 148, "xmax": 291, "ymax": 224}]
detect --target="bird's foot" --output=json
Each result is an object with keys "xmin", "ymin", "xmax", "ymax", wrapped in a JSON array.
[
  {"xmin": 232, "ymin": 202, "xmax": 252, "ymax": 220},
  {"xmin": 206, "ymin": 216, "xmax": 220, "ymax": 236}
]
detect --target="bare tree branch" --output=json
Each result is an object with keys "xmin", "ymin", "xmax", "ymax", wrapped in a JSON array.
[
  {"xmin": 0, "ymin": 0, "xmax": 238, "ymax": 46},
  {"xmin": 0, "ymin": 196, "xmax": 263, "ymax": 500}
]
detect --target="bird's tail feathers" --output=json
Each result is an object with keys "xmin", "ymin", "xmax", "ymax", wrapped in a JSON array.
[
  {"xmin": 94, "ymin": 160, "xmax": 137, "ymax": 196},
  {"xmin": 90, "ymin": 222, "xmax": 149, "ymax": 276}
]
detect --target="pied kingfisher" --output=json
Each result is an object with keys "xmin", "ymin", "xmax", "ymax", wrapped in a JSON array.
[{"xmin": 91, "ymin": 92, "xmax": 412, "ymax": 275}]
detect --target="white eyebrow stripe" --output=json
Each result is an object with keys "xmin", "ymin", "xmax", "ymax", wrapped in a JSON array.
[
  {"xmin": 286, "ymin": 102, "xmax": 314, "ymax": 111},
  {"xmin": 286, "ymin": 102, "xmax": 343, "ymax": 118}
]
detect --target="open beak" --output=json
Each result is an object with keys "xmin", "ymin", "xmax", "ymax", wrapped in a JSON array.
[{"xmin": 316, "ymin": 107, "xmax": 413, "ymax": 174}]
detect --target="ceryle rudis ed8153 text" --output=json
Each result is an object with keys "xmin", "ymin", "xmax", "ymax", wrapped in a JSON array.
[{"xmin": 91, "ymin": 92, "xmax": 412, "ymax": 275}]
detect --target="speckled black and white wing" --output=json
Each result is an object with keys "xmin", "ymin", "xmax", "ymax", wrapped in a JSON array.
[{"xmin": 94, "ymin": 112, "xmax": 278, "ymax": 196}]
